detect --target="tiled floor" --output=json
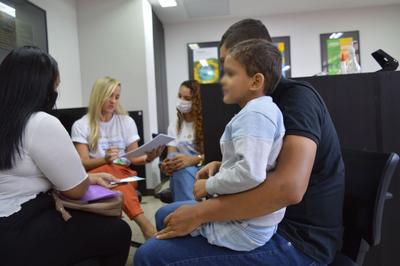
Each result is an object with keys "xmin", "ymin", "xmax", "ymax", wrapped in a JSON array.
[{"xmin": 123, "ymin": 191, "xmax": 166, "ymax": 265}]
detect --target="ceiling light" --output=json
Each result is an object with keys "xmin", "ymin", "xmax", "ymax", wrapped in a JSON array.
[
  {"xmin": 329, "ymin": 32, "xmax": 344, "ymax": 39},
  {"xmin": 188, "ymin": 43, "xmax": 199, "ymax": 50},
  {"xmin": 159, "ymin": 0, "xmax": 177, "ymax": 8},
  {"xmin": 335, "ymin": 32, "xmax": 343, "ymax": 39},
  {"xmin": 199, "ymin": 59, "xmax": 208, "ymax": 67},
  {"xmin": 0, "ymin": 2, "xmax": 16, "ymax": 17}
]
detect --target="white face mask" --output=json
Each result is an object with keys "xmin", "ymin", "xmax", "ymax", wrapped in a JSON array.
[{"xmin": 176, "ymin": 98, "xmax": 192, "ymax": 113}]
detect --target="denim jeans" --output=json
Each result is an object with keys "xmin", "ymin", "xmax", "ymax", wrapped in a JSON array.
[
  {"xmin": 134, "ymin": 201, "xmax": 322, "ymax": 266},
  {"xmin": 170, "ymin": 165, "xmax": 198, "ymax": 202}
]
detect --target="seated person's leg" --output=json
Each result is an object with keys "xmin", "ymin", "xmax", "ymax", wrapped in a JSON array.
[
  {"xmin": 11, "ymin": 194, "xmax": 131, "ymax": 266},
  {"xmin": 90, "ymin": 165, "xmax": 156, "ymax": 239},
  {"xmin": 155, "ymin": 200, "xmax": 196, "ymax": 230},
  {"xmin": 134, "ymin": 233, "xmax": 317, "ymax": 266},
  {"xmin": 170, "ymin": 166, "xmax": 198, "ymax": 201}
]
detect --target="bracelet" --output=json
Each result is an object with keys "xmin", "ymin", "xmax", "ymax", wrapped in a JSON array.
[{"xmin": 196, "ymin": 154, "xmax": 204, "ymax": 167}]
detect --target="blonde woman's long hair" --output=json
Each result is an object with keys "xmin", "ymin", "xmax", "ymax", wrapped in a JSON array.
[
  {"xmin": 87, "ymin": 76, "xmax": 127, "ymax": 151},
  {"xmin": 177, "ymin": 80, "xmax": 204, "ymax": 154}
]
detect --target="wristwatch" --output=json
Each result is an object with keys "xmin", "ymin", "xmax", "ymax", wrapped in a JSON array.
[{"xmin": 196, "ymin": 154, "xmax": 204, "ymax": 167}]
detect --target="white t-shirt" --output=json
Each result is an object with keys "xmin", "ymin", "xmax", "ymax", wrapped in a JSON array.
[
  {"xmin": 0, "ymin": 112, "xmax": 87, "ymax": 217},
  {"xmin": 71, "ymin": 114, "xmax": 140, "ymax": 158},
  {"xmin": 167, "ymin": 120, "xmax": 198, "ymax": 155}
]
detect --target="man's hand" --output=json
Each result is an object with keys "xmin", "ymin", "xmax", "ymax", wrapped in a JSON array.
[
  {"xmin": 155, "ymin": 204, "xmax": 202, "ymax": 239},
  {"xmin": 193, "ymin": 179, "xmax": 207, "ymax": 201},
  {"xmin": 196, "ymin": 161, "xmax": 221, "ymax": 179}
]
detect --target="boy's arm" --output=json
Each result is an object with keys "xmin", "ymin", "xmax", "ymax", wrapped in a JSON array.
[
  {"xmin": 206, "ymin": 111, "xmax": 281, "ymax": 196},
  {"xmin": 206, "ymin": 136, "xmax": 276, "ymax": 195},
  {"xmin": 156, "ymin": 135, "xmax": 316, "ymax": 239}
]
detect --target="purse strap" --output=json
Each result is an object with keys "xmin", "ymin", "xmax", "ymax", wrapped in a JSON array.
[{"xmin": 52, "ymin": 191, "xmax": 72, "ymax": 221}]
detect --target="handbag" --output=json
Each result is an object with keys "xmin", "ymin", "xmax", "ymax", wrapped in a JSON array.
[{"xmin": 52, "ymin": 185, "xmax": 123, "ymax": 221}]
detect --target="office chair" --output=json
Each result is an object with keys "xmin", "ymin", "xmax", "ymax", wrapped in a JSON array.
[{"xmin": 330, "ymin": 149, "xmax": 399, "ymax": 266}]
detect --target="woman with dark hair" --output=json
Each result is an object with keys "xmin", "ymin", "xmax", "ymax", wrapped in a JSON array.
[
  {"xmin": 160, "ymin": 80, "xmax": 204, "ymax": 202},
  {"xmin": 0, "ymin": 46, "xmax": 131, "ymax": 266}
]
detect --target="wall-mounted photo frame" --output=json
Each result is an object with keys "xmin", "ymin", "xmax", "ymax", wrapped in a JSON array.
[
  {"xmin": 187, "ymin": 41, "xmax": 220, "ymax": 84},
  {"xmin": 320, "ymin": 30, "xmax": 361, "ymax": 75},
  {"xmin": 272, "ymin": 36, "xmax": 291, "ymax": 78}
]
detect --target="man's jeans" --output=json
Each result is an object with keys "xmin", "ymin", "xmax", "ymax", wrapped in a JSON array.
[{"xmin": 134, "ymin": 201, "xmax": 322, "ymax": 266}]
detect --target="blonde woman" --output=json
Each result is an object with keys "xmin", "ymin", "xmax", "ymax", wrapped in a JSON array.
[
  {"xmin": 71, "ymin": 76, "xmax": 162, "ymax": 239},
  {"xmin": 160, "ymin": 80, "xmax": 204, "ymax": 202}
]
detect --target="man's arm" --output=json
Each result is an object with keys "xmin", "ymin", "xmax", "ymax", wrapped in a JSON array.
[
  {"xmin": 201, "ymin": 135, "xmax": 316, "ymax": 221},
  {"xmin": 156, "ymin": 135, "xmax": 316, "ymax": 239}
]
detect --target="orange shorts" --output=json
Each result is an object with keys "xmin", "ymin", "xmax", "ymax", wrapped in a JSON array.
[{"xmin": 89, "ymin": 164, "xmax": 143, "ymax": 219}]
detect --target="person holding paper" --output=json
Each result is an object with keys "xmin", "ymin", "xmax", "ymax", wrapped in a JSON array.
[
  {"xmin": 160, "ymin": 80, "xmax": 205, "ymax": 201},
  {"xmin": 71, "ymin": 76, "xmax": 162, "ymax": 239},
  {"xmin": 0, "ymin": 46, "xmax": 131, "ymax": 266}
]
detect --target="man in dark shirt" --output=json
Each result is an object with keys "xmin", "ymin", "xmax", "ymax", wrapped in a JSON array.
[
  {"xmin": 134, "ymin": 19, "xmax": 344, "ymax": 266},
  {"xmin": 273, "ymin": 78, "xmax": 344, "ymax": 263}
]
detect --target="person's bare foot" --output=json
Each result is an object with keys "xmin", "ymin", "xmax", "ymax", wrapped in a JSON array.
[{"xmin": 133, "ymin": 213, "xmax": 157, "ymax": 239}]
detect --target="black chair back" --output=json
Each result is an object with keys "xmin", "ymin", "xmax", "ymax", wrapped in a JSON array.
[
  {"xmin": 331, "ymin": 149, "xmax": 399, "ymax": 266},
  {"xmin": 50, "ymin": 107, "xmax": 88, "ymax": 135}
]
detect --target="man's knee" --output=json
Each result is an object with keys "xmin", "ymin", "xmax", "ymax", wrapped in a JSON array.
[
  {"xmin": 155, "ymin": 206, "xmax": 169, "ymax": 230},
  {"xmin": 155, "ymin": 202, "xmax": 193, "ymax": 230},
  {"xmin": 134, "ymin": 240, "xmax": 154, "ymax": 266}
]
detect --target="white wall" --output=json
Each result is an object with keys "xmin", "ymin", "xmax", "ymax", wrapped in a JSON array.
[
  {"xmin": 164, "ymin": 4, "xmax": 400, "ymax": 123},
  {"xmin": 77, "ymin": 0, "xmax": 160, "ymax": 188},
  {"xmin": 30, "ymin": 0, "xmax": 83, "ymax": 108}
]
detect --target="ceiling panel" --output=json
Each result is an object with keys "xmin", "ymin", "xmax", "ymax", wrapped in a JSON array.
[{"xmin": 148, "ymin": 0, "xmax": 400, "ymax": 24}]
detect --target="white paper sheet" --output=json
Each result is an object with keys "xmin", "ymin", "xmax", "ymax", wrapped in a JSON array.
[
  {"xmin": 120, "ymin": 133, "xmax": 175, "ymax": 159},
  {"xmin": 110, "ymin": 176, "xmax": 145, "ymax": 185}
]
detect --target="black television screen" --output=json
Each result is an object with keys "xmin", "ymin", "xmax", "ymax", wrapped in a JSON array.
[{"xmin": 0, "ymin": 0, "xmax": 47, "ymax": 62}]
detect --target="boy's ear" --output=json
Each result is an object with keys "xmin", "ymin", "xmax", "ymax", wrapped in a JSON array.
[{"xmin": 250, "ymin": 73, "xmax": 265, "ymax": 92}]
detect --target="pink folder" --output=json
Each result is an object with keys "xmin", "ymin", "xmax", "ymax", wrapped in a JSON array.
[{"xmin": 80, "ymin": 185, "xmax": 119, "ymax": 202}]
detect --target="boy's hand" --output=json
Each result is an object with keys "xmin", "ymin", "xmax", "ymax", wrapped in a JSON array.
[
  {"xmin": 193, "ymin": 179, "xmax": 207, "ymax": 201},
  {"xmin": 196, "ymin": 161, "xmax": 221, "ymax": 180}
]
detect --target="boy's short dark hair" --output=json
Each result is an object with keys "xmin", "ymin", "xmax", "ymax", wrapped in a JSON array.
[
  {"xmin": 220, "ymin": 19, "xmax": 272, "ymax": 49},
  {"xmin": 229, "ymin": 39, "xmax": 282, "ymax": 94}
]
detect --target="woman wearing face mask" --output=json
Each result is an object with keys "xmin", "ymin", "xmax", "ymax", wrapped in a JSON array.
[{"xmin": 160, "ymin": 80, "xmax": 204, "ymax": 202}]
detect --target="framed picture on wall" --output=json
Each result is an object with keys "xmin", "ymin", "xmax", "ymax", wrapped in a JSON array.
[
  {"xmin": 272, "ymin": 36, "xmax": 291, "ymax": 78},
  {"xmin": 187, "ymin": 41, "xmax": 220, "ymax": 84},
  {"xmin": 320, "ymin": 30, "xmax": 361, "ymax": 75}
]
